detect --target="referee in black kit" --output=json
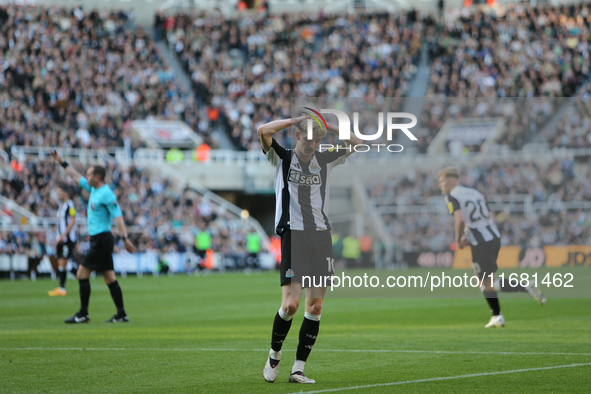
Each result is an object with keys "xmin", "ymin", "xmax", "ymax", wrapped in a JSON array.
[{"xmin": 259, "ymin": 114, "xmax": 362, "ymax": 384}]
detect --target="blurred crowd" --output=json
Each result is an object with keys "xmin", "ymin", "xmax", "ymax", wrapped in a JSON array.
[
  {"xmin": 0, "ymin": 4, "xmax": 216, "ymax": 160},
  {"xmin": 0, "ymin": 159, "xmax": 255, "ymax": 263},
  {"xmin": 2, "ymin": 3, "xmax": 589, "ymax": 157},
  {"xmin": 414, "ymin": 98, "xmax": 557, "ymax": 153},
  {"xmin": 164, "ymin": 11, "xmax": 425, "ymax": 150},
  {"xmin": 417, "ymin": 4, "xmax": 591, "ymax": 152},
  {"xmin": 2, "ymin": 2, "xmax": 591, "ymax": 265},
  {"xmin": 161, "ymin": 4, "xmax": 591, "ymax": 153},
  {"xmin": 545, "ymin": 83, "xmax": 591, "ymax": 149},
  {"xmin": 369, "ymin": 158, "xmax": 591, "ymax": 251},
  {"xmin": 426, "ymin": 5, "xmax": 590, "ymax": 98}
]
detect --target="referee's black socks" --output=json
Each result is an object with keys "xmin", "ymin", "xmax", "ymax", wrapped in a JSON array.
[
  {"xmin": 79, "ymin": 278, "xmax": 91, "ymax": 315},
  {"xmin": 271, "ymin": 308, "xmax": 294, "ymax": 352},
  {"xmin": 108, "ymin": 281, "xmax": 126, "ymax": 315}
]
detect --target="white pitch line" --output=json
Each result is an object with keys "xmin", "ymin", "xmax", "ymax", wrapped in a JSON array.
[
  {"xmin": 288, "ymin": 363, "xmax": 591, "ymax": 394},
  {"xmin": 0, "ymin": 348, "xmax": 590, "ymax": 357}
]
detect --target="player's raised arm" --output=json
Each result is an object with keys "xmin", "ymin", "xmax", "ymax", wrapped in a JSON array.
[
  {"xmin": 257, "ymin": 115, "xmax": 310, "ymax": 152},
  {"xmin": 51, "ymin": 150, "xmax": 83, "ymax": 184}
]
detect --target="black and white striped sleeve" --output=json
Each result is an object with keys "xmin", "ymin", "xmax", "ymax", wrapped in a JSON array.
[{"xmin": 264, "ymin": 138, "xmax": 289, "ymax": 167}]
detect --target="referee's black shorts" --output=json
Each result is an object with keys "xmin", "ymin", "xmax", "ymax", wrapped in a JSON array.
[
  {"xmin": 81, "ymin": 232, "xmax": 115, "ymax": 272},
  {"xmin": 279, "ymin": 229, "xmax": 334, "ymax": 287},
  {"xmin": 471, "ymin": 238, "xmax": 501, "ymax": 280}
]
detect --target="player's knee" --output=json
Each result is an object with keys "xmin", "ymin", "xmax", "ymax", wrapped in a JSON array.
[
  {"xmin": 282, "ymin": 300, "xmax": 299, "ymax": 316},
  {"xmin": 306, "ymin": 302, "xmax": 323, "ymax": 316}
]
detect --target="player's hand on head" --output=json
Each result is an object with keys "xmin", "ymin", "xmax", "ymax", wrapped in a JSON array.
[{"xmin": 295, "ymin": 114, "xmax": 310, "ymax": 123}]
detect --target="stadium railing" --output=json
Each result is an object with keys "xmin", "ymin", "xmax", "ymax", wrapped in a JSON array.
[
  {"xmin": 374, "ymin": 195, "xmax": 591, "ymax": 218},
  {"xmin": 11, "ymin": 147, "xmax": 118, "ymax": 167},
  {"xmin": 15, "ymin": 145, "xmax": 591, "ymax": 170}
]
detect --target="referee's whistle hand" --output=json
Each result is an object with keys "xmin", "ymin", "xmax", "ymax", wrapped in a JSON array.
[{"xmin": 124, "ymin": 239, "xmax": 136, "ymax": 253}]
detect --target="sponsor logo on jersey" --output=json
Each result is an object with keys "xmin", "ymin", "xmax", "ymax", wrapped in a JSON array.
[{"xmin": 288, "ymin": 169, "xmax": 321, "ymax": 185}]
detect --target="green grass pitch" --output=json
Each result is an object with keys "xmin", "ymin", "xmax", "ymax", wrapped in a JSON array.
[{"xmin": 1, "ymin": 270, "xmax": 590, "ymax": 393}]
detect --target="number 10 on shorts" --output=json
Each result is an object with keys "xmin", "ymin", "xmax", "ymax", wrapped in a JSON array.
[{"xmin": 326, "ymin": 257, "xmax": 334, "ymax": 272}]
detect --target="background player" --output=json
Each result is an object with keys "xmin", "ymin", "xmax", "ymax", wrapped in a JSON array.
[
  {"xmin": 438, "ymin": 166, "xmax": 546, "ymax": 328},
  {"xmin": 51, "ymin": 150, "xmax": 136, "ymax": 324},
  {"xmin": 48, "ymin": 183, "xmax": 78, "ymax": 296},
  {"xmin": 259, "ymin": 114, "xmax": 362, "ymax": 384}
]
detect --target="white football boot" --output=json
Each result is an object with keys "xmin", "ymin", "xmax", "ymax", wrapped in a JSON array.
[
  {"xmin": 484, "ymin": 314, "xmax": 505, "ymax": 328},
  {"xmin": 289, "ymin": 371, "xmax": 316, "ymax": 384},
  {"xmin": 263, "ymin": 350, "xmax": 280, "ymax": 383}
]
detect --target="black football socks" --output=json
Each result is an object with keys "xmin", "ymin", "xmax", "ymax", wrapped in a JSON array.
[
  {"xmin": 271, "ymin": 308, "xmax": 294, "ymax": 352},
  {"xmin": 108, "ymin": 281, "xmax": 126, "ymax": 315},
  {"xmin": 295, "ymin": 313, "xmax": 320, "ymax": 362},
  {"xmin": 79, "ymin": 278, "xmax": 91, "ymax": 315},
  {"xmin": 58, "ymin": 267, "xmax": 67, "ymax": 289}
]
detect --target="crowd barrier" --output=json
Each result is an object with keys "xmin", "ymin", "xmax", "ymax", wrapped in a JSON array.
[
  {"xmin": 403, "ymin": 246, "xmax": 591, "ymax": 269},
  {"xmin": 0, "ymin": 252, "xmax": 276, "ymax": 278},
  {"xmin": 3, "ymin": 247, "xmax": 587, "ymax": 279}
]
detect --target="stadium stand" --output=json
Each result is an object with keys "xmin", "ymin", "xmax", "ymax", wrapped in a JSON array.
[
  {"xmin": 0, "ymin": 4, "xmax": 217, "ymax": 158},
  {"xmin": 368, "ymin": 157, "xmax": 591, "ymax": 251},
  {"xmin": 544, "ymin": 84, "xmax": 591, "ymax": 148},
  {"xmin": 1, "ymin": 2, "xmax": 591, "ymax": 272},
  {"xmin": 426, "ymin": 6, "xmax": 590, "ymax": 98},
  {"xmin": 419, "ymin": 4, "xmax": 591, "ymax": 151},
  {"xmin": 0, "ymin": 157, "xmax": 257, "ymax": 271},
  {"xmin": 166, "ymin": 11, "xmax": 426, "ymax": 150}
]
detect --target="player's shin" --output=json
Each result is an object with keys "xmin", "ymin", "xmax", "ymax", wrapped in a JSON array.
[
  {"xmin": 294, "ymin": 312, "xmax": 320, "ymax": 373},
  {"xmin": 481, "ymin": 286, "xmax": 501, "ymax": 316},
  {"xmin": 271, "ymin": 308, "xmax": 294, "ymax": 354},
  {"xmin": 58, "ymin": 267, "xmax": 67, "ymax": 289}
]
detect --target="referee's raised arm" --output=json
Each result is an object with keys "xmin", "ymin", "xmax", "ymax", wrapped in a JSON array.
[{"xmin": 51, "ymin": 150, "xmax": 83, "ymax": 184}]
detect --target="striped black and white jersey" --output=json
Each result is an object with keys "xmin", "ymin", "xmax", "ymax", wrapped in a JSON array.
[
  {"xmin": 265, "ymin": 139, "xmax": 347, "ymax": 234},
  {"xmin": 445, "ymin": 186, "xmax": 501, "ymax": 246},
  {"xmin": 57, "ymin": 199, "xmax": 77, "ymax": 243}
]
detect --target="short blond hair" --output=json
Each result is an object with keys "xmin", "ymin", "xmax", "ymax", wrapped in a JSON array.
[
  {"xmin": 438, "ymin": 166, "xmax": 460, "ymax": 179},
  {"xmin": 296, "ymin": 119, "xmax": 326, "ymax": 139}
]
